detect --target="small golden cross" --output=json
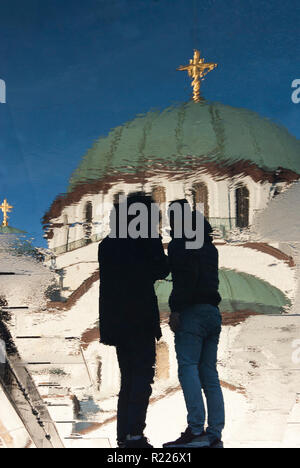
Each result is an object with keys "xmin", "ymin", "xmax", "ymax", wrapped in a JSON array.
[
  {"xmin": 0, "ymin": 199, "xmax": 13, "ymax": 227},
  {"xmin": 177, "ymin": 50, "xmax": 218, "ymax": 102}
]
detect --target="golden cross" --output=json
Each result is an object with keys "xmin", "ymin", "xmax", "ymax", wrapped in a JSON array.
[
  {"xmin": 177, "ymin": 50, "xmax": 218, "ymax": 102},
  {"xmin": 0, "ymin": 199, "xmax": 13, "ymax": 227}
]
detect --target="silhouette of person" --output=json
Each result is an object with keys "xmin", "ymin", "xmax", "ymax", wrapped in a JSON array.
[
  {"xmin": 163, "ymin": 199, "xmax": 225, "ymax": 449},
  {"xmin": 98, "ymin": 192, "xmax": 169, "ymax": 448}
]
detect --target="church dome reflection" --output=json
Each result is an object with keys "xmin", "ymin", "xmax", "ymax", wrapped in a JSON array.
[
  {"xmin": 44, "ymin": 100, "xmax": 300, "ymax": 256},
  {"xmin": 43, "ymin": 99, "xmax": 299, "ymax": 323},
  {"xmin": 155, "ymin": 268, "xmax": 291, "ymax": 319},
  {"xmin": 34, "ymin": 86, "xmax": 300, "ymax": 446}
]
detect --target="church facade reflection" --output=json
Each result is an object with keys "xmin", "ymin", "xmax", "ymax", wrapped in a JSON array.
[
  {"xmin": 44, "ymin": 100, "xmax": 300, "ymax": 258},
  {"xmin": 45, "ymin": 168, "xmax": 293, "ymax": 253},
  {"xmin": 38, "ymin": 99, "xmax": 300, "ymax": 443}
]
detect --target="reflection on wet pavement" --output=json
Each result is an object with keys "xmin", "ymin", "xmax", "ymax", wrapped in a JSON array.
[{"xmin": 1, "ymin": 99, "xmax": 300, "ymax": 448}]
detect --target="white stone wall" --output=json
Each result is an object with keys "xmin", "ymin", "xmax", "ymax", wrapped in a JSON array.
[
  {"xmin": 45, "ymin": 172, "xmax": 288, "ymax": 298},
  {"xmin": 48, "ymin": 173, "xmax": 277, "ymax": 253},
  {"xmin": 50, "ymin": 242, "xmax": 99, "ymax": 296}
]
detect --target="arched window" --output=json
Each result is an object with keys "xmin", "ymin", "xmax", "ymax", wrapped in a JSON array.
[
  {"xmin": 235, "ymin": 185, "xmax": 249, "ymax": 228},
  {"xmin": 97, "ymin": 358, "xmax": 102, "ymax": 392},
  {"xmin": 152, "ymin": 186, "xmax": 166, "ymax": 234},
  {"xmin": 272, "ymin": 186, "xmax": 282, "ymax": 198},
  {"xmin": 84, "ymin": 202, "xmax": 93, "ymax": 243},
  {"xmin": 113, "ymin": 191, "xmax": 125, "ymax": 205},
  {"xmin": 152, "ymin": 186, "xmax": 166, "ymax": 205},
  {"xmin": 63, "ymin": 215, "xmax": 69, "ymax": 252},
  {"xmin": 85, "ymin": 202, "xmax": 93, "ymax": 223},
  {"xmin": 192, "ymin": 182, "xmax": 209, "ymax": 218}
]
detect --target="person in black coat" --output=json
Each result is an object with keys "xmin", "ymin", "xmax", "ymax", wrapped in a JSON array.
[{"xmin": 98, "ymin": 193, "xmax": 169, "ymax": 448}]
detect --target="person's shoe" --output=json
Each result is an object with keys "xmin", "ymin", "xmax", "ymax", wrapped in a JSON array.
[
  {"xmin": 209, "ymin": 439, "xmax": 224, "ymax": 449},
  {"xmin": 125, "ymin": 436, "xmax": 153, "ymax": 448},
  {"xmin": 117, "ymin": 439, "xmax": 126, "ymax": 448},
  {"xmin": 163, "ymin": 427, "xmax": 210, "ymax": 448}
]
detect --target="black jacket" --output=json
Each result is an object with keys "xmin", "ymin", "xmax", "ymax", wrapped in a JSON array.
[
  {"xmin": 99, "ymin": 236, "xmax": 169, "ymax": 346},
  {"xmin": 168, "ymin": 238, "xmax": 221, "ymax": 313}
]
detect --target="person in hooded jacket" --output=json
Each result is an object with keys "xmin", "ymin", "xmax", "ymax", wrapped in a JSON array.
[
  {"xmin": 98, "ymin": 193, "xmax": 169, "ymax": 449},
  {"xmin": 163, "ymin": 199, "xmax": 225, "ymax": 449}
]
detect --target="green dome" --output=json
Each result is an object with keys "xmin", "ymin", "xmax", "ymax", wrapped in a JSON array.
[
  {"xmin": 69, "ymin": 101, "xmax": 300, "ymax": 191},
  {"xmin": 0, "ymin": 226, "xmax": 26, "ymax": 234},
  {"xmin": 155, "ymin": 268, "xmax": 290, "ymax": 315},
  {"xmin": 218, "ymin": 268, "xmax": 290, "ymax": 314}
]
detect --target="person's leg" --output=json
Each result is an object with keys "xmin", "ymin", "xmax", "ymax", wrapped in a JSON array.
[
  {"xmin": 175, "ymin": 314, "xmax": 206, "ymax": 435},
  {"xmin": 198, "ymin": 332, "xmax": 225, "ymax": 443},
  {"xmin": 116, "ymin": 345, "xmax": 132, "ymax": 445},
  {"xmin": 126, "ymin": 337, "xmax": 156, "ymax": 437}
]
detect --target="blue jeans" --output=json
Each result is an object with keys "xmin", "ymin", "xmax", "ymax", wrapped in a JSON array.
[{"xmin": 175, "ymin": 304, "xmax": 225, "ymax": 442}]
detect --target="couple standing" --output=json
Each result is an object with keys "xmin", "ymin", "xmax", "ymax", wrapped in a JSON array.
[{"xmin": 98, "ymin": 193, "xmax": 225, "ymax": 449}]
